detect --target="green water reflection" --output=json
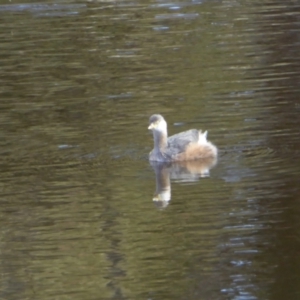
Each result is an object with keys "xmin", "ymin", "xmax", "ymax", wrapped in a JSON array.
[{"xmin": 0, "ymin": 1, "xmax": 299, "ymax": 300}]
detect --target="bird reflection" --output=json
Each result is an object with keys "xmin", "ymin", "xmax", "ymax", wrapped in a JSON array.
[{"xmin": 150, "ymin": 157, "xmax": 217, "ymax": 208}]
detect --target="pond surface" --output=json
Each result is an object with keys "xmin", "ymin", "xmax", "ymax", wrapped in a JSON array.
[{"xmin": 0, "ymin": 0, "xmax": 299, "ymax": 299}]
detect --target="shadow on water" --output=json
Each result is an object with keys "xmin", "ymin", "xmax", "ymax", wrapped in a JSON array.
[{"xmin": 0, "ymin": 0, "xmax": 299, "ymax": 300}]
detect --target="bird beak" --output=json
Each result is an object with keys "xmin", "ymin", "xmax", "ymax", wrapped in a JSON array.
[{"xmin": 148, "ymin": 123, "xmax": 154, "ymax": 130}]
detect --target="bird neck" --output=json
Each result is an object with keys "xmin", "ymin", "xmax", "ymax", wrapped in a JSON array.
[{"xmin": 153, "ymin": 129, "xmax": 168, "ymax": 152}]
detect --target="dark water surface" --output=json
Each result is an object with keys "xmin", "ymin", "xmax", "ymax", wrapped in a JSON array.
[{"xmin": 0, "ymin": 0, "xmax": 299, "ymax": 299}]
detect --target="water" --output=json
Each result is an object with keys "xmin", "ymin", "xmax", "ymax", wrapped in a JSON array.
[{"xmin": 0, "ymin": 1, "xmax": 299, "ymax": 299}]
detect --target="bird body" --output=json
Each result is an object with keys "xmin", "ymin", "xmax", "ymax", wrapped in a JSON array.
[{"xmin": 148, "ymin": 114, "xmax": 217, "ymax": 162}]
